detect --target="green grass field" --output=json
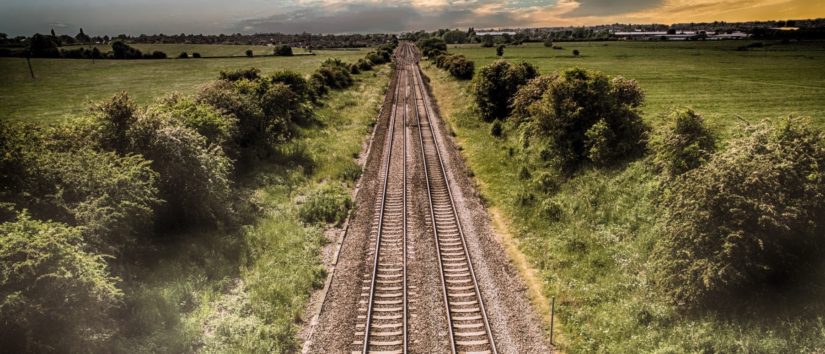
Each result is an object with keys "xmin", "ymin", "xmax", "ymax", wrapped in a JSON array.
[
  {"xmin": 0, "ymin": 46, "xmax": 369, "ymax": 123},
  {"xmin": 424, "ymin": 40, "xmax": 825, "ymax": 353},
  {"xmin": 61, "ymin": 43, "xmax": 317, "ymax": 57},
  {"xmin": 451, "ymin": 40, "xmax": 825, "ymax": 136}
]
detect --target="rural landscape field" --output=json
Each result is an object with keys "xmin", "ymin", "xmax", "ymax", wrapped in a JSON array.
[{"xmin": 2, "ymin": 0, "xmax": 825, "ymax": 353}]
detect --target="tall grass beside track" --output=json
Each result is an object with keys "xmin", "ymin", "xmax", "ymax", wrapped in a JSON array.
[{"xmin": 422, "ymin": 40, "xmax": 825, "ymax": 353}]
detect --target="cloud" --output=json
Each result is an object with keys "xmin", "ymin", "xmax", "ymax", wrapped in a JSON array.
[
  {"xmin": 233, "ymin": 1, "xmax": 534, "ymax": 33},
  {"xmin": 564, "ymin": 0, "xmax": 665, "ymax": 17},
  {"xmin": 1, "ymin": 0, "xmax": 824, "ymax": 36}
]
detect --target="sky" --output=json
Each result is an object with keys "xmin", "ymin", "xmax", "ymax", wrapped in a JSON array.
[{"xmin": 1, "ymin": 0, "xmax": 824, "ymax": 36}]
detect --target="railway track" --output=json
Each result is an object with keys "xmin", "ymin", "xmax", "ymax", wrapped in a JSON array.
[
  {"xmin": 352, "ymin": 42, "xmax": 496, "ymax": 354},
  {"xmin": 352, "ymin": 45, "xmax": 410, "ymax": 354},
  {"xmin": 408, "ymin": 48, "xmax": 498, "ymax": 354}
]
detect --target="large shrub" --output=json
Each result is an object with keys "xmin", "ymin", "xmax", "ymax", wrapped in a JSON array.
[
  {"xmin": 28, "ymin": 33, "xmax": 61, "ymax": 58},
  {"xmin": 155, "ymin": 94, "xmax": 238, "ymax": 148},
  {"xmin": 473, "ymin": 60, "xmax": 538, "ymax": 121},
  {"xmin": 90, "ymin": 93, "xmax": 234, "ymax": 226},
  {"xmin": 510, "ymin": 74, "xmax": 558, "ymax": 126},
  {"xmin": 219, "ymin": 68, "xmax": 261, "ymax": 82},
  {"xmin": 314, "ymin": 59, "xmax": 354, "ymax": 89},
  {"xmin": 197, "ymin": 77, "xmax": 300, "ymax": 157},
  {"xmin": 651, "ymin": 108, "xmax": 716, "ymax": 178},
  {"xmin": 652, "ymin": 119, "xmax": 825, "ymax": 308},
  {"xmin": 434, "ymin": 53, "xmax": 475, "ymax": 80},
  {"xmin": 273, "ymin": 45, "xmax": 293, "ymax": 56},
  {"xmin": 416, "ymin": 37, "xmax": 447, "ymax": 57},
  {"xmin": 0, "ymin": 213, "xmax": 122, "ymax": 352},
  {"xmin": 111, "ymin": 41, "xmax": 143, "ymax": 59},
  {"xmin": 128, "ymin": 111, "xmax": 233, "ymax": 226},
  {"xmin": 0, "ymin": 121, "xmax": 161, "ymax": 253},
  {"xmin": 517, "ymin": 68, "xmax": 648, "ymax": 171}
]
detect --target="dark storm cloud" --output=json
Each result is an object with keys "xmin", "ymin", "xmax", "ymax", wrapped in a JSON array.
[{"xmin": 565, "ymin": 0, "xmax": 665, "ymax": 17}]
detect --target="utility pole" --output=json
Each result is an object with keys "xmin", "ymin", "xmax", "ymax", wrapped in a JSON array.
[{"xmin": 26, "ymin": 51, "xmax": 35, "ymax": 79}]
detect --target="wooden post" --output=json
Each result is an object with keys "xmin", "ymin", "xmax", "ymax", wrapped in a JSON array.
[
  {"xmin": 550, "ymin": 296, "xmax": 556, "ymax": 345},
  {"xmin": 26, "ymin": 54, "xmax": 35, "ymax": 79}
]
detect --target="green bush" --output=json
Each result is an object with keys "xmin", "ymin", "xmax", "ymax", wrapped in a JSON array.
[
  {"xmin": 652, "ymin": 118, "xmax": 825, "ymax": 308},
  {"xmin": 111, "ymin": 41, "xmax": 142, "ymax": 59},
  {"xmin": 298, "ymin": 184, "xmax": 352, "ymax": 225},
  {"xmin": 0, "ymin": 213, "xmax": 122, "ymax": 352},
  {"xmin": 219, "ymin": 67, "xmax": 261, "ymax": 82},
  {"xmin": 270, "ymin": 70, "xmax": 311, "ymax": 101},
  {"xmin": 651, "ymin": 108, "xmax": 716, "ymax": 178},
  {"xmin": 315, "ymin": 59, "xmax": 354, "ymax": 89},
  {"xmin": 273, "ymin": 45, "xmax": 293, "ymax": 56},
  {"xmin": 357, "ymin": 58, "xmax": 373, "ymax": 71},
  {"xmin": 434, "ymin": 53, "xmax": 474, "ymax": 80},
  {"xmin": 473, "ymin": 60, "xmax": 538, "ymax": 121},
  {"xmin": 155, "ymin": 94, "xmax": 238, "ymax": 148},
  {"xmin": 90, "ymin": 91, "xmax": 138, "ymax": 153},
  {"xmin": 510, "ymin": 74, "xmax": 557, "ymax": 126},
  {"xmin": 517, "ymin": 68, "xmax": 648, "ymax": 172},
  {"xmin": 34, "ymin": 148, "xmax": 160, "ymax": 252},
  {"xmin": 197, "ymin": 77, "xmax": 301, "ymax": 157},
  {"xmin": 129, "ymin": 111, "xmax": 233, "ymax": 226},
  {"xmin": 416, "ymin": 37, "xmax": 447, "ymax": 57}
]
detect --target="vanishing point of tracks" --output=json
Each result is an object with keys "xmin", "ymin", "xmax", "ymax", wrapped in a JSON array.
[{"xmin": 352, "ymin": 42, "xmax": 497, "ymax": 354}]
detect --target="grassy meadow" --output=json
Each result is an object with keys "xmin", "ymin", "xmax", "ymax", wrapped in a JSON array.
[
  {"xmin": 451, "ymin": 40, "xmax": 825, "ymax": 136},
  {"xmin": 424, "ymin": 40, "xmax": 825, "ymax": 353},
  {"xmin": 0, "ymin": 46, "xmax": 369, "ymax": 123},
  {"xmin": 114, "ymin": 65, "xmax": 390, "ymax": 352}
]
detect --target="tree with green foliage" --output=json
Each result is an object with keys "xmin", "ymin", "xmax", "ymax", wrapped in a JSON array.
[
  {"xmin": 473, "ymin": 60, "xmax": 538, "ymax": 121},
  {"xmin": 442, "ymin": 30, "xmax": 467, "ymax": 44},
  {"xmin": 652, "ymin": 118, "xmax": 825, "ymax": 309},
  {"xmin": 111, "ymin": 41, "xmax": 142, "ymax": 59},
  {"xmin": 28, "ymin": 33, "xmax": 60, "ymax": 58},
  {"xmin": 0, "ymin": 213, "xmax": 123, "ymax": 352},
  {"xmin": 416, "ymin": 37, "xmax": 447, "ymax": 57},
  {"xmin": 651, "ymin": 108, "xmax": 716, "ymax": 178},
  {"xmin": 515, "ymin": 68, "xmax": 648, "ymax": 171},
  {"xmin": 75, "ymin": 28, "xmax": 91, "ymax": 43},
  {"xmin": 496, "ymin": 45, "xmax": 505, "ymax": 57},
  {"xmin": 481, "ymin": 34, "xmax": 494, "ymax": 47},
  {"xmin": 274, "ymin": 45, "xmax": 293, "ymax": 56},
  {"xmin": 245, "ymin": 49, "xmax": 253, "ymax": 57}
]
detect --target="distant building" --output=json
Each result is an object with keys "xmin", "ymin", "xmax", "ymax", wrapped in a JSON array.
[{"xmin": 476, "ymin": 31, "xmax": 517, "ymax": 36}]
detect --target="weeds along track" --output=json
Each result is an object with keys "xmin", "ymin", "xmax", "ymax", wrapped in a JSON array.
[{"xmin": 351, "ymin": 42, "xmax": 497, "ymax": 354}]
